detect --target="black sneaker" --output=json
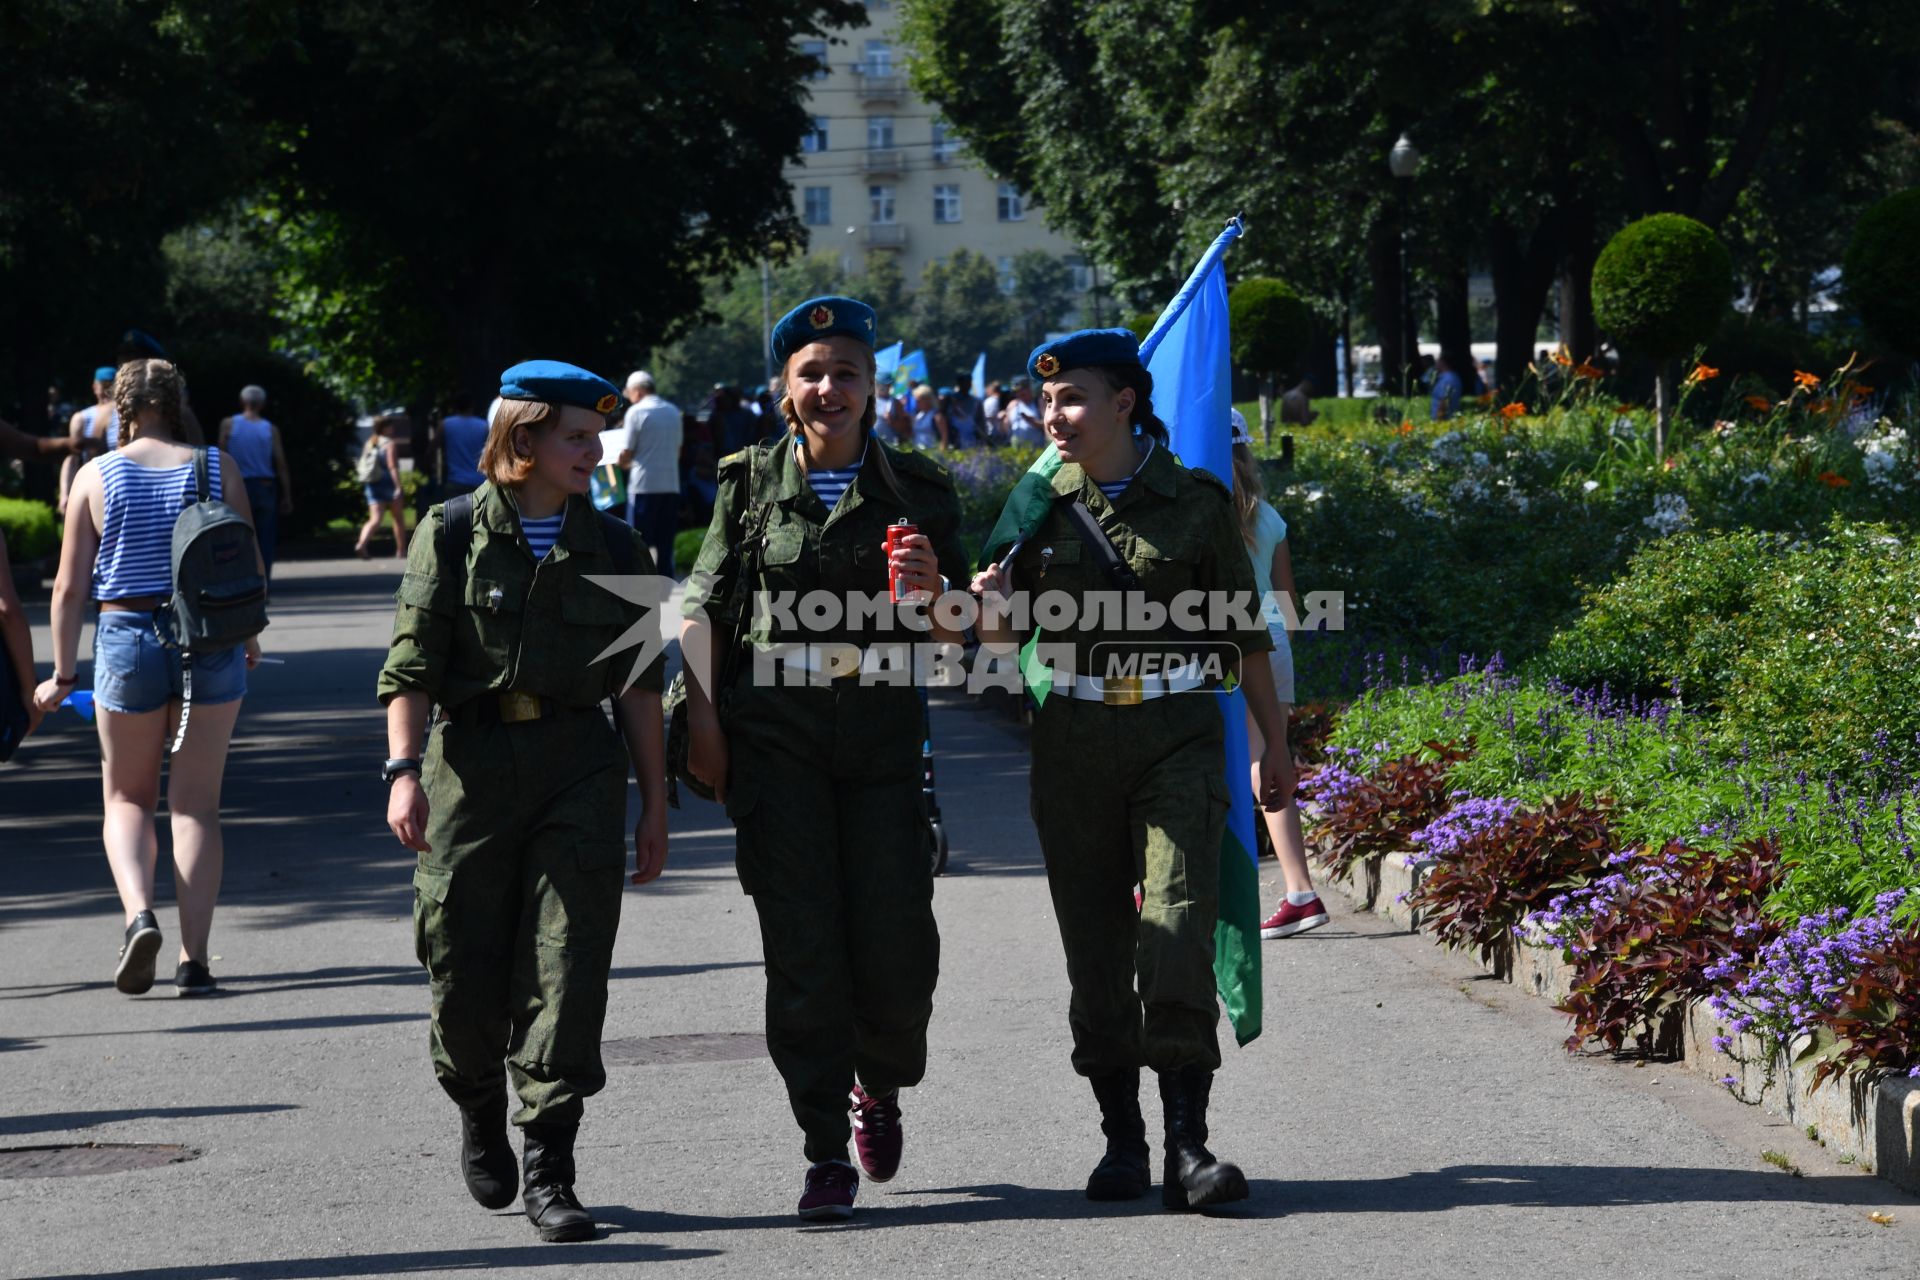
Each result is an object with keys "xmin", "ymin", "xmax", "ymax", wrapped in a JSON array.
[
  {"xmin": 115, "ymin": 911, "xmax": 162, "ymax": 995},
  {"xmin": 173, "ymin": 961, "xmax": 217, "ymax": 998}
]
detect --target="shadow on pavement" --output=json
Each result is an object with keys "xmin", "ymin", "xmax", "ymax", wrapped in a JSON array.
[
  {"xmin": 168, "ymin": 1011, "xmax": 426, "ymax": 1036},
  {"xmin": 1263, "ymin": 1163, "xmax": 1914, "ymax": 1211},
  {"xmin": 0, "ymin": 1103, "xmax": 300, "ymax": 1137},
  {"xmin": 43, "ymin": 1242, "xmax": 722, "ymax": 1279}
]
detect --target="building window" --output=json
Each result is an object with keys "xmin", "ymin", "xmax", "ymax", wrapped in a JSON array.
[
  {"xmin": 803, "ymin": 187, "xmax": 831, "ymax": 227},
  {"xmin": 869, "ymin": 185, "xmax": 897, "ymax": 224},
  {"xmin": 933, "ymin": 184, "xmax": 962, "ymax": 224},
  {"xmin": 1066, "ymin": 254, "xmax": 1095, "ymax": 294},
  {"xmin": 997, "ymin": 256, "xmax": 1015, "ymax": 295},
  {"xmin": 863, "ymin": 40, "xmax": 892, "ymax": 74},
  {"xmin": 802, "ymin": 117, "xmax": 828, "ymax": 154},
  {"xmin": 867, "ymin": 116, "xmax": 894, "ymax": 149},
  {"xmin": 931, "ymin": 121, "xmax": 959, "ymax": 164},
  {"xmin": 799, "ymin": 39, "xmax": 828, "ymax": 81},
  {"xmin": 997, "ymin": 182, "xmax": 1025, "ymax": 222}
]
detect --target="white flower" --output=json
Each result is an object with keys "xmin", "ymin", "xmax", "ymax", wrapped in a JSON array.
[
  {"xmin": 1642, "ymin": 492, "xmax": 1692, "ymax": 537},
  {"xmin": 1582, "ymin": 479, "xmax": 1600, "ymax": 493}
]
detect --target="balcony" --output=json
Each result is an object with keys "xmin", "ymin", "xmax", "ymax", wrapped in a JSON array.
[
  {"xmin": 860, "ymin": 147, "xmax": 905, "ymax": 176},
  {"xmin": 862, "ymin": 224, "xmax": 908, "ymax": 250},
  {"xmin": 856, "ymin": 71, "xmax": 904, "ymax": 102}
]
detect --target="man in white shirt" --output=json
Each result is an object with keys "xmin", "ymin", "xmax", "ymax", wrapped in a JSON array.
[
  {"xmin": 617, "ymin": 371, "xmax": 684, "ymax": 574},
  {"xmin": 1004, "ymin": 377, "xmax": 1044, "ymax": 448}
]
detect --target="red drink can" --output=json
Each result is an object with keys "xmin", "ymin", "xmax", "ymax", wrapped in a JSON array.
[{"xmin": 886, "ymin": 518, "xmax": 919, "ymax": 602}]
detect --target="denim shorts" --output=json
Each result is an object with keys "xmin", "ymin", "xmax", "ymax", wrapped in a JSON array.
[{"xmin": 92, "ymin": 611, "xmax": 248, "ymax": 715}]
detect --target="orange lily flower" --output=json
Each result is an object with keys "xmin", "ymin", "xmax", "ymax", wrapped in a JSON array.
[
  {"xmin": 1792, "ymin": 370, "xmax": 1821, "ymax": 390},
  {"xmin": 1686, "ymin": 363, "xmax": 1720, "ymax": 384},
  {"xmin": 1816, "ymin": 471, "xmax": 1850, "ymax": 488},
  {"xmin": 1742, "ymin": 394, "xmax": 1771, "ymax": 411},
  {"xmin": 1498, "ymin": 402, "xmax": 1527, "ymax": 420},
  {"xmin": 1574, "ymin": 362, "xmax": 1604, "ymax": 379}
]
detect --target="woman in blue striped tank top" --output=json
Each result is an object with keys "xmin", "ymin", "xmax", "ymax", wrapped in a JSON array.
[{"xmin": 32, "ymin": 358, "xmax": 263, "ymax": 1000}]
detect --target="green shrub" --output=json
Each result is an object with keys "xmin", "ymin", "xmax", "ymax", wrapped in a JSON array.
[
  {"xmin": 0, "ymin": 497, "xmax": 58, "ymax": 563},
  {"xmin": 1842, "ymin": 188, "xmax": 1920, "ymax": 358},
  {"xmin": 1229, "ymin": 278, "xmax": 1313, "ymax": 379},
  {"xmin": 1592, "ymin": 214, "xmax": 1732, "ymax": 359}
]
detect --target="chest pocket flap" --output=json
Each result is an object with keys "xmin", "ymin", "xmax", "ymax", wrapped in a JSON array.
[{"xmin": 762, "ymin": 521, "xmax": 806, "ymax": 566}]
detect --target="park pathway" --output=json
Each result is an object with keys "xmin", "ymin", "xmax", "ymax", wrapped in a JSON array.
[{"xmin": 1, "ymin": 556, "xmax": 1914, "ymax": 1279}]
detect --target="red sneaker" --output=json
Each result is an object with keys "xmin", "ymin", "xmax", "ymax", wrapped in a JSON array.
[
  {"xmin": 849, "ymin": 1085, "xmax": 903, "ymax": 1183},
  {"xmin": 1261, "ymin": 896, "xmax": 1329, "ymax": 939},
  {"xmin": 798, "ymin": 1159, "xmax": 859, "ymax": 1221}
]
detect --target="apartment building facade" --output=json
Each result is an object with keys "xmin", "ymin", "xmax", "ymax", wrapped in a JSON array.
[{"xmin": 786, "ymin": 2, "xmax": 1093, "ymax": 303}]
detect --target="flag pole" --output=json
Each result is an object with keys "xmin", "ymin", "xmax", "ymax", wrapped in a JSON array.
[{"xmin": 1140, "ymin": 216, "xmax": 1246, "ymax": 363}]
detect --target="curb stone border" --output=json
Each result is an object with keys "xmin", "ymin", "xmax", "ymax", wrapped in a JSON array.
[{"xmin": 1321, "ymin": 849, "xmax": 1919, "ymax": 1195}]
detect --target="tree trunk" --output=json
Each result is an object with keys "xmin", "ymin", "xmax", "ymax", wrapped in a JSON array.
[
  {"xmin": 1258, "ymin": 375, "xmax": 1274, "ymax": 446},
  {"xmin": 1559, "ymin": 197, "xmax": 1598, "ymax": 363},
  {"xmin": 1653, "ymin": 360, "xmax": 1671, "ymax": 457},
  {"xmin": 1436, "ymin": 266, "xmax": 1474, "ymax": 392},
  {"xmin": 1339, "ymin": 286, "xmax": 1356, "ymax": 399},
  {"xmin": 1367, "ymin": 218, "xmax": 1404, "ymax": 397},
  {"xmin": 1487, "ymin": 216, "xmax": 1563, "ymax": 403}
]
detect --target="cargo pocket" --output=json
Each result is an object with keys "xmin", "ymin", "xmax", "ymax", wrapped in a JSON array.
[{"xmin": 411, "ymin": 866, "xmax": 452, "ymax": 970}]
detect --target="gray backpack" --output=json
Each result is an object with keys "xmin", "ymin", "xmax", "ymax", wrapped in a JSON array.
[
  {"xmin": 153, "ymin": 449, "xmax": 268, "ymax": 752},
  {"xmin": 154, "ymin": 449, "xmax": 270, "ymax": 653}
]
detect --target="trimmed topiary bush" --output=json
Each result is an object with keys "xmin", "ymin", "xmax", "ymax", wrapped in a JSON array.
[
  {"xmin": 1592, "ymin": 214, "xmax": 1733, "ymax": 359},
  {"xmin": 0, "ymin": 497, "xmax": 59, "ymax": 563},
  {"xmin": 1592, "ymin": 214, "xmax": 1732, "ymax": 451},
  {"xmin": 1229, "ymin": 278, "xmax": 1314, "ymax": 377},
  {"xmin": 1843, "ymin": 188, "xmax": 1920, "ymax": 358}
]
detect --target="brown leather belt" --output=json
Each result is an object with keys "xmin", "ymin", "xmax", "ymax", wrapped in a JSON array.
[{"xmin": 442, "ymin": 692, "xmax": 561, "ymax": 725}]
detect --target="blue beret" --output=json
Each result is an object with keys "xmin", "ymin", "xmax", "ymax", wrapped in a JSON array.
[
  {"xmin": 498, "ymin": 360, "xmax": 622, "ymax": 415},
  {"xmin": 1028, "ymin": 328, "xmax": 1142, "ymax": 382},
  {"xmin": 119, "ymin": 329, "xmax": 168, "ymax": 360},
  {"xmin": 93, "ymin": 366, "xmax": 116, "ymax": 384},
  {"xmin": 770, "ymin": 295, "xmax": 877, "ymax": 367}
]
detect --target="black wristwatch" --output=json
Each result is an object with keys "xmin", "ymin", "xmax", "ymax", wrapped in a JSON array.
[{"xmin": 382, "ymin": 757, "xmax": 422, "ymax": 784}]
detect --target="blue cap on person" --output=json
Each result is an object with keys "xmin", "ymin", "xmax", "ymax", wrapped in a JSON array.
[
  {"xmin": 118, "ymin": 329, "xmax": 168, "ymax": 360},
  {"xmin": 1027, "ymin": 328, "xmax": 1141, "ymax": 382},
  {"xmin": 769, "ymin": 296, "xmax": 877, "ymax": 367},
  {"xmin": 93, "ymin": 366, "xmax": 116, "ymax": 385},
  {"xmin": 497, "ymin": 360, "xmax": 622, "ymax": 415}
]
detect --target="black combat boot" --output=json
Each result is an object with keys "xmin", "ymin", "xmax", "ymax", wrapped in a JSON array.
[
  {"xmin": 459, "ymin": 1096, "xmax": 518, "ymax": 1209},
  {"xmin": 1085, "ymin": 1069, "xmax": 1151, "ymax": 1201},
  {"xmin": 1157, "ymin": 1066, "xmax": 1248, "ymax": 1210},
  {"xmin": 522, "ymin": 1122, "xmax": 595, "ymax": 1242}
]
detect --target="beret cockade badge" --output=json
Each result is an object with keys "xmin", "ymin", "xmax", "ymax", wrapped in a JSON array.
[
  {"xmin": 595, "ymin": 393, "xmax": 618, "ymax": 414},
  {"xmin": 809, "ymin": 304, "xmax": 835, "ymax": 330},
  {"xmin": 1034, "ymin": 353, "xmax": 1061, "ymax": 378}
]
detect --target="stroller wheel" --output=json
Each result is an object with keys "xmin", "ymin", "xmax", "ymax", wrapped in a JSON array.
[{"xmin": 930, "ymin": 819, "xmax": 950, "ymax": 877}]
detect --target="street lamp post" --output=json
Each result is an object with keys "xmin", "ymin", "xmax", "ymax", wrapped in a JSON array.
[
  {"xmin": 760, "ymin": 258, "xmax": 774, "ymax": 384},
  {"xmin": 1388, "ymin": 132, "xmax": 1422, "ymax": 398}
]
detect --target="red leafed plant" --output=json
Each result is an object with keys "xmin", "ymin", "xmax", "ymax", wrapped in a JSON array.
[
  {"xmin": 1409, "ymin": 793, "xmax": 1613, "ymax": 971},
  {"xmin": 1303, "ymin": 741, "xmax": 1470, "ymax": 880},
  {"xmin": 1802, "ymin": 925, "xmax": 1920, "ymax": 1091},
  {"xmin": 1287, "ymin": 701, "xmax": 1340, "ymax": 768},
  {"xmin": 1546, "ymin": 840, "xmax": 1781, "ymax": 1057}
]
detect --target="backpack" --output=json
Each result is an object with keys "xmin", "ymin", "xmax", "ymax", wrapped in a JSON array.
[
  {"xmin": 355, "ymin": 437, "xmax": 383, "ymax": 484},
  {"xmin": 152, "ymin": 448, "xmax": 269, "ymax": 752},
  {"xmin": 154, "ymin": 449, "xmax": 269, "ymax": 655}
]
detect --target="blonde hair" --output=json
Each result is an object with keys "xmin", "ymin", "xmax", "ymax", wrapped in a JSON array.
[
  {"xmin": 780, "ymin": 342, "xmax": 904, "ymax": 500},
  {"xmin": 480, "ymin": 399, "xmax": 558, "ymax": 487},
  {"xmin": 113, "ymin": 358, "xmax": 184, "ymax": 444},
  {"xmin": 1229, "ymin": 442, "xmax": 1264, "ymax": 548}
]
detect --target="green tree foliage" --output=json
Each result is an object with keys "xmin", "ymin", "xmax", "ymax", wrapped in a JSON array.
[
  {"xmin": 910, "ymin": 249, "xmax": 1015, "ymax": 380},
  {"xmin": 652, "ymin": 253, "xmax": 850, "ymax": 401},
  {"xmin": 1008, "ymin": 251, "xmax": 1077, "ymax": 354},
  {"xmin": 1843, "ymin": 188, "xmax": 1920, "ymax": 358}
]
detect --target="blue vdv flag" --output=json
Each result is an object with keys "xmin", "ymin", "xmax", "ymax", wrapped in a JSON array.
[
  {"xmin": 970, "ymin": 351, "xmax": 987, "ymax": 399},
  {"xmin": 1143, "ymin": 218, "xmax": 1264, "ymax": 1046}
]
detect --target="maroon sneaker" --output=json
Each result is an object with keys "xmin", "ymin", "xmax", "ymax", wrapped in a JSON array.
[
  {"xmin": 1261, "ymin": 896, "xmax": 1329, "ymax": 939},
  {"xmin": 797, "ymin": 1159, "xmax": 859, "ymax": 1221},
  {"xmin": 850, "ymin": 1085, "xmax": 903, "ymax": 1183}
]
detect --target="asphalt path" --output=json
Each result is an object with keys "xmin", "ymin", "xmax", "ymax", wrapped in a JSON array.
[{"xmin": 2, "ymin": 556, "xmax": 1914, "ymax": 1279}]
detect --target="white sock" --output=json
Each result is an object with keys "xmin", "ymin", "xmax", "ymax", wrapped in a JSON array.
[{"xmin": 1287, "ymin": 890, "xmax": 1319, "ymax": 906}]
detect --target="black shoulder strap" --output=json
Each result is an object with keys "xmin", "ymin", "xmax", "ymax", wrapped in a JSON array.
[
  {"xmin": 1060, "ymin": 498, "xmax": 1142, "ymax": 590},
  {"xmin": 444, "ymin": 491, "xmax": 475, "ymax": 587},
  {"xmin": 193, "ymin": 447, "xmax": 211, "ymax": 504}
]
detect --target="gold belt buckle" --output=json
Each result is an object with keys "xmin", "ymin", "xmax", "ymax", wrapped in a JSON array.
[
  {"xmin": 498, "ymin": 691, "xmax": 544, "ymax": 723},
  {"xmin": 1102, "ymin": 676, "xmax": 1144, "ymax": 706}
]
